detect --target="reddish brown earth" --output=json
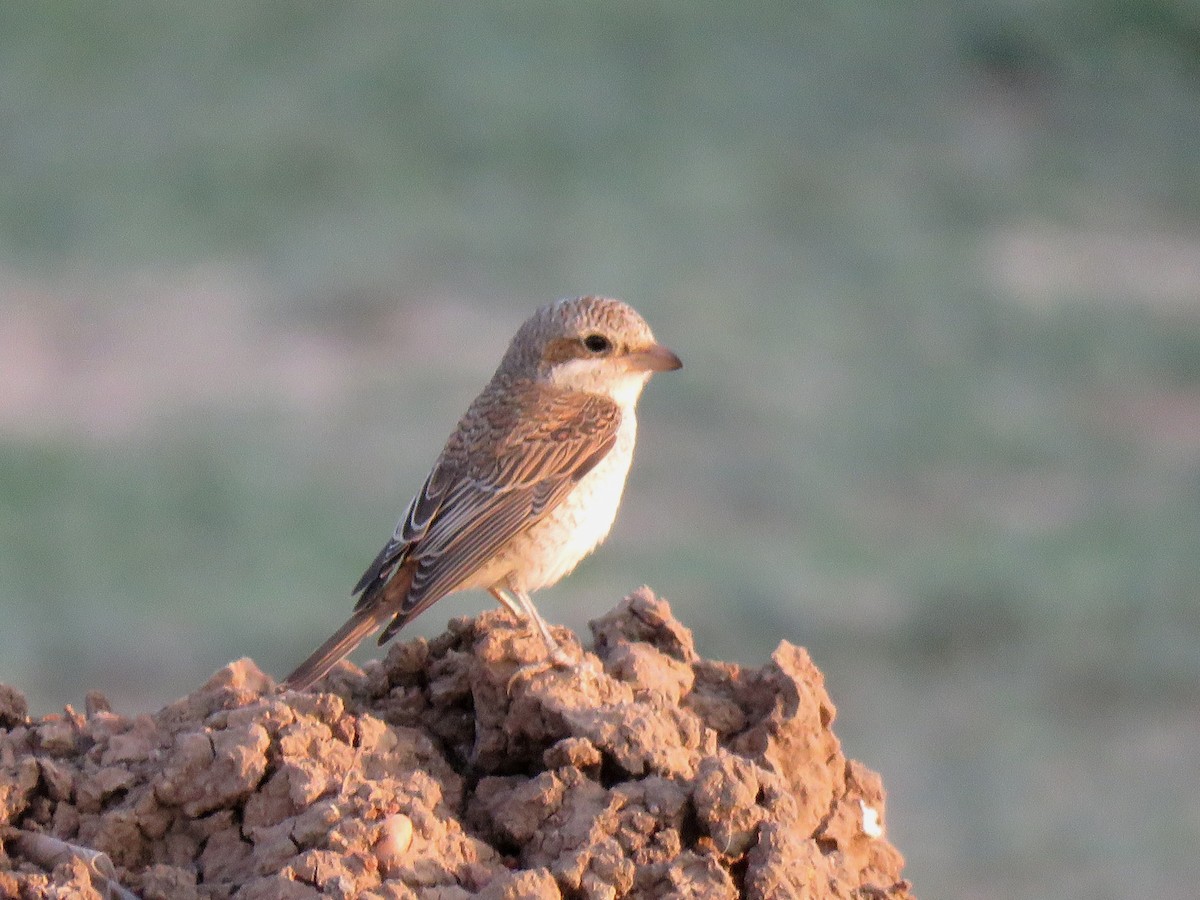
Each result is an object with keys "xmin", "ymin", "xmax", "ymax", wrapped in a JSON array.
[{"xmin": 0, "ymin": 589, "xmax": 913, "ymax": 899}]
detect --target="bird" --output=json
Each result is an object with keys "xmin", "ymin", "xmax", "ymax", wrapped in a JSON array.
[{"xmin": 281, "ymin": 295, "xmax": 682, "ymax": 691}]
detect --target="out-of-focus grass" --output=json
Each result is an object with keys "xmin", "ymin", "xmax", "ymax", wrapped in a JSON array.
[
  {"xmin": 0, "ymin": 426, "xmax": 362, "ymax": 708},
  {"xmin": 2, "ymin": 3, "xmax": 1200, "ymax": 898}
]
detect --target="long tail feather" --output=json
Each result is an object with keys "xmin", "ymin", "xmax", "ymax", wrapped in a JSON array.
[{"xmin": 281, "ymin": 605, "xmax": 393, "ymax": 691}]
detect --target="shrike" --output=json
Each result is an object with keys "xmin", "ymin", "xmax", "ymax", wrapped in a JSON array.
[{"xmin": 282, "ymin": 296, "xmax": 681, "ymax": 691}]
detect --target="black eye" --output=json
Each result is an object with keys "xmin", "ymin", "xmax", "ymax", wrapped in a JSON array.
[{"xmin": 582, "ymin": 334, "xmax": 612, "ymax": 354}]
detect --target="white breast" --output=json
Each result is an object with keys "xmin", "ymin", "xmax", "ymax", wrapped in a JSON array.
[{"xmin": 502, "ymin": 406, "xmax": 638, "ymax": 593}]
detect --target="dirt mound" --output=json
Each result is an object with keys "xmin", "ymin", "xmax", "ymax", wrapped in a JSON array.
[{"xmin": 0, "ymin": 589, "xmax": 913, "ymax": 898}]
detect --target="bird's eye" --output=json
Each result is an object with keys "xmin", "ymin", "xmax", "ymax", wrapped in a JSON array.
[{"xmin": 582, "ymin": 334, "xmax": 612, "ymax": 354}]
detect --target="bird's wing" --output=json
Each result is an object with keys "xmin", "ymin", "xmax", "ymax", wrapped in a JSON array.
[
  {"xmin": 353, "ymin": 383, "xmax": 621, "ymax": 623},
  {"xmin": 351, "ymin": 460, "xmax": 452, "ymax": 603}
]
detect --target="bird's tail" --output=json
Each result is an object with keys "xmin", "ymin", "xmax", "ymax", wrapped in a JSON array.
[
  {"xmin": 282, "ymin": 560, "xmax": 418, "ymax": 692},
  {"xmin": 280, "ymin": 604, "xmax": 394, "ymax": 692}
]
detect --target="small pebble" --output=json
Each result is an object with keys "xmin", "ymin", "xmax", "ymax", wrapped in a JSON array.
[{"xmin": 374, "ymin": 813, "xmax": 414, "ymax": 872}]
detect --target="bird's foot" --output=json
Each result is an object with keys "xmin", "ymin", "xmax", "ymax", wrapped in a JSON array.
[
  {"xmin": 548, "ymin": 643, "xmax": 575, "ymax": 668},
  {"xmin": 506, "ymin": 657, "xmax": 555, "ymax": 694},
  {"xmin": 505, "ymin": 644, "xmax": 602, "ymax": 695}
]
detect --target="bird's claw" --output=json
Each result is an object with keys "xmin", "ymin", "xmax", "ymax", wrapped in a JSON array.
[
  {"xmin": 504, "ymin": 645, "xmax": 602, "ymax": 696},
  {"xmin": 506, "ymin": 658, "xmax": 555, "ymax": 695},
  {"xmin": 548, "ymin": 644, "xmax": 574, "ymax": 668}
]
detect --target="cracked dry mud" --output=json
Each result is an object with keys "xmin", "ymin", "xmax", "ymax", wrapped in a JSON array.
[{"xmin": 0, "ymin": 589, "xmax": 914, "ymax": 898}]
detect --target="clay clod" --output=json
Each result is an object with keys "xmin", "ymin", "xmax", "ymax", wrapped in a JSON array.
[{"xmin": 1, "ymin": 588, "xmax": 913, "ymax": 898}]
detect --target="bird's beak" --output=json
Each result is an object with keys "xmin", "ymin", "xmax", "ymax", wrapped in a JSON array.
[{"xmin": 626, "ymin": 342, "xmax": 683, "ymax": 373}]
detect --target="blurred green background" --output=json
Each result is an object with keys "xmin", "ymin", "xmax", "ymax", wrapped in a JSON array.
[{"xmin": 2, "ymin": 2, "xmax": 1198, "ymax": 897}]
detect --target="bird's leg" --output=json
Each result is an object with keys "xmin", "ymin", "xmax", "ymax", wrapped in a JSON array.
[
  {"xmin": 488, "ymin": 583, "xmax": 573, "ymax": 668},
  {"xmin": 487, "ymin": 585, "xmax": 525, "ymax": 621},
  {"xmin": 490, "ymin": 583, "xmax": 604, "ymax": 695}
]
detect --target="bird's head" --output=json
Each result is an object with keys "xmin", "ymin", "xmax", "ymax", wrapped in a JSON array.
[{"xmin": 499, "ymin": 296, "xmax": 682, "ymax": 407}]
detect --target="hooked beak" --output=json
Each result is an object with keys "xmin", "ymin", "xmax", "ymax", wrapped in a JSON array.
[{"xmin": 627, "ymin": 342, "xmax": 683, "ymax": 373}]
